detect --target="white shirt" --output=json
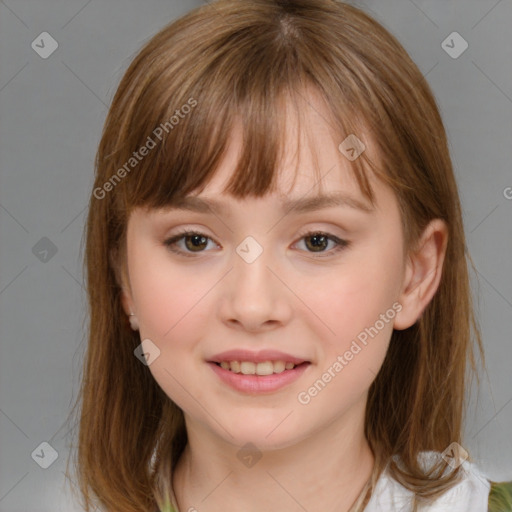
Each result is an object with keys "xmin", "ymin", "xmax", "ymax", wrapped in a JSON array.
[{"xmin": 364, "ymin": 452, "xmax": 491, "ymax": 511}]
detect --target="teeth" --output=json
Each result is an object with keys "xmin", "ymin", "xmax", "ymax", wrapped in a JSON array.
[
  {"xmin": 240, "ymin": 361, "xmax": 256, "ymax": 375},
  {"xmin": 218, "ymin": 360, "xmax": 299, "ymax": 375},
  {"xmin": 230, "ymin": 360, "xmax": 241, "ymax": 373},
  {"xmin": 255, "ymin": 361, "xmax": 273, "ymax": 376},
  {"xmin": 273, "ymin": 361, "xmax": 285, "ymax": 373}
]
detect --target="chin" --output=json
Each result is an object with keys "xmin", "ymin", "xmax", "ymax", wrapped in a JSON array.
[{"xmin": 215, "ymin": 414, "xmax": 307, "ymax": 451}]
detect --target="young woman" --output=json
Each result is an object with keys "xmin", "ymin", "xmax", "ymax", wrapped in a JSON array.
[{"xmin": 69, "ymin": 0, "xmax": 512, "ymax": 510}]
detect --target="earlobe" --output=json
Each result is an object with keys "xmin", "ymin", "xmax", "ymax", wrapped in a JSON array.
[
  {"xmin": 393, "ymin": 219, "xmax": 448, "ymax": 330},
  {"xmin": 116, "ymin": 263, "xmax": 139, "ymax": 331},
  {"xmin": 128, "ymin": 311, "xmax": 139, "ymax": 331}
]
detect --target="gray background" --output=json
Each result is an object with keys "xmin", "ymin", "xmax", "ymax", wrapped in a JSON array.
[{"xmin": 0, "ymin": 0, "xmax": 510, "ymax": 510}]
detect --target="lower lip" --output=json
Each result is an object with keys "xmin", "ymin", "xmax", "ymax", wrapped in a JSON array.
[{"xmin": 208, "ymin": 362, "xmax": 310, "ymax": 393}]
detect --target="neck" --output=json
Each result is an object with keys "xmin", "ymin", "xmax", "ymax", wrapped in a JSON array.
[{"xmin": 172, "ymin": 400, "xmax": 375, "ymax": 512}]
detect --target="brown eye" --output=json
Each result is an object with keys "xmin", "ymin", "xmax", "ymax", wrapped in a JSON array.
[
  {"xmin": 304, "ymin": 233, "xmax": 329, "ymax": 252},
  {"xmin": 183, "ymin": 234, "xmax": 208, "ymax": 252},
  {"xmin": 164, "ymin": 230, "xmax": 217, "ymax": 257},
  {"xmin": 295, "ymin": 231, "xmax": 349, "ymax": 257}
]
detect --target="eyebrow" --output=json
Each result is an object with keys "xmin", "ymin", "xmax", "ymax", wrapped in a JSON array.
[{"xmin": 166, "ymin": 193, "xmax": 374, "ymax": 215}]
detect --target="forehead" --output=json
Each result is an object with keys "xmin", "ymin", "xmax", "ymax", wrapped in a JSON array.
[{"xmin": 190, "ymin": 91, "xmax": 373, "ymax": 204}]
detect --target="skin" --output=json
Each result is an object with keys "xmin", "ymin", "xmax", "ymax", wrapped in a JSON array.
[{"xmin": 117, "ymin": 91, "xmax": 448, "ymax": 512}]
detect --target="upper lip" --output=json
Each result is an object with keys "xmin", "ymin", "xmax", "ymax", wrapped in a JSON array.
[{"xmin": 208, "ymin": 349, "xmax": 309, "ymax": 365}]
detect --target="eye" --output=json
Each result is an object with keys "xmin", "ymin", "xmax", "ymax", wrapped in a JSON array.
[
  {"xmin": 163, "ymin": 229, "xmax": 349, "ymax": 258},
  {"xmin": 163, "ymin": 229, "xmax": 219, "ymax": 257},
  {"xmin": 293, "ymin": 230, "xmax": 349, "ymax": 257}
]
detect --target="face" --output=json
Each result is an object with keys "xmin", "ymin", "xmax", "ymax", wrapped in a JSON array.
[{"xmin": 120, "ymin": 95, "xmax": 408, "ymax": 452}]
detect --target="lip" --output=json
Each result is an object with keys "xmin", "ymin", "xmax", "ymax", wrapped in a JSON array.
[
  {"xmin": 208, "ymin": 349, "xmax": 309, "ymax": 365},
  {"xmin": 208, "ymin": 361, "xmax": 311, "ymax": 394}
]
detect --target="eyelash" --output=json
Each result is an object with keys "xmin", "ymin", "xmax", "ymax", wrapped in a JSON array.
[{"xmin": 163, "ymin": 228, "xmax": 349, "ymax": 258}]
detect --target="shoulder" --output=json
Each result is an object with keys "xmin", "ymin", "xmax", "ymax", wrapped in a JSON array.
[
  {"xmin": 488, "ymin": 480, "xmax": 512, "ymax": 512},
  {"xmin": 365, "ymin": 451, "xmax": 509, "ymax": 512}
]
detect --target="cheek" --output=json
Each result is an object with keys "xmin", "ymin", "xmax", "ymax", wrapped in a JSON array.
[
  {"xmin": 296, "ymin": 265, "xmax": 398, "ymax": 412},
  {"xmin": 304, "ymin": 247, "xmax": 403, "ymax": 344},
  {"xmin": 128, "ymin": 244, "xmax": 208, "ymax": 339},
  {"xmin": 128, "ymin": 245, "xmax": 210, "ymax": 410},
  {"xmin": 297, "ymin": 236, "xmax": 403, "ymax": 398}
]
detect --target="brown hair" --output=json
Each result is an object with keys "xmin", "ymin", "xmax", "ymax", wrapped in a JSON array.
[{"xmin": 66, "ymin": 0, "xmax": 485, "ymax": 510}]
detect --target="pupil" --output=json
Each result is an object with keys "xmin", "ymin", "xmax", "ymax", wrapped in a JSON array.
[
  {"xmin": 308, "ymin": 234, "xmax": 327, "ymax": 251},
  {"xmin": 188, "ymin": 235, "xmax": 206, "ymax": 250}
]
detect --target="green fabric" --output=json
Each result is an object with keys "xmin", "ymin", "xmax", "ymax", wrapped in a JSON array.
[
  {"xmin": 158, "ymin": 504, "xmax": 177, "ymax": 512},
  {"xmin": 488, "ymin": 481, "xmax": 512, "ymax": 512},
  {"xmin": 155, "ymin": 495, "xmax": 177, "ymax": 512}
]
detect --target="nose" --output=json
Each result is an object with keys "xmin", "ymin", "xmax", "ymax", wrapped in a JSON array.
[{"xmin": 218, "ymin": 241, "xmax": 292, "ymax": 332}]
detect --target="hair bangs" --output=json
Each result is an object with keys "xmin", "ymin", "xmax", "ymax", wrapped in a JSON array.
[{"xmin": 107, "ymin": 4, "xmax": 391, "ymax": 220}]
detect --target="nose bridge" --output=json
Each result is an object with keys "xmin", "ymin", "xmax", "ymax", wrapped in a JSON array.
[
  {"xmin": 220, "ymin": 234, "xmax": 289, "ymax": 329},
  {"xmin": 233, "ymin": 234, "xmax": 274, "ymax": 294}
]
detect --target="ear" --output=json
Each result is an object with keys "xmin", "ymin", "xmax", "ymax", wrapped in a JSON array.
[
  {"xmin": 393, "ymin": 219, "xmax": 448, "ymax": 330},
  {"xmin": 110, "ymin": 247, "xmax": 135, "ymax": 316}
]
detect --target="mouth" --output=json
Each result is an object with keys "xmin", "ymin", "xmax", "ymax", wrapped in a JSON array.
[
  {"xmin": 207, "ymin": 349, "xmax": 312, "ymax": 393},
  {"xmin": 207, "ymin": 359, "xmax": 311, "ymax": 394},
  {"xmin": 211, "ymin": 360, "xmax": 310, "ymax": 375}
]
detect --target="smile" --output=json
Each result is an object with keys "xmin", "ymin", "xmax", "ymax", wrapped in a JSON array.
[
  {"xmin": 208, "ymin": 361, "xmax": 311, "ymax": 393},
  {"xmin": 216, "ymin": 360, "xmax": 300, "ymax": 375}
]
